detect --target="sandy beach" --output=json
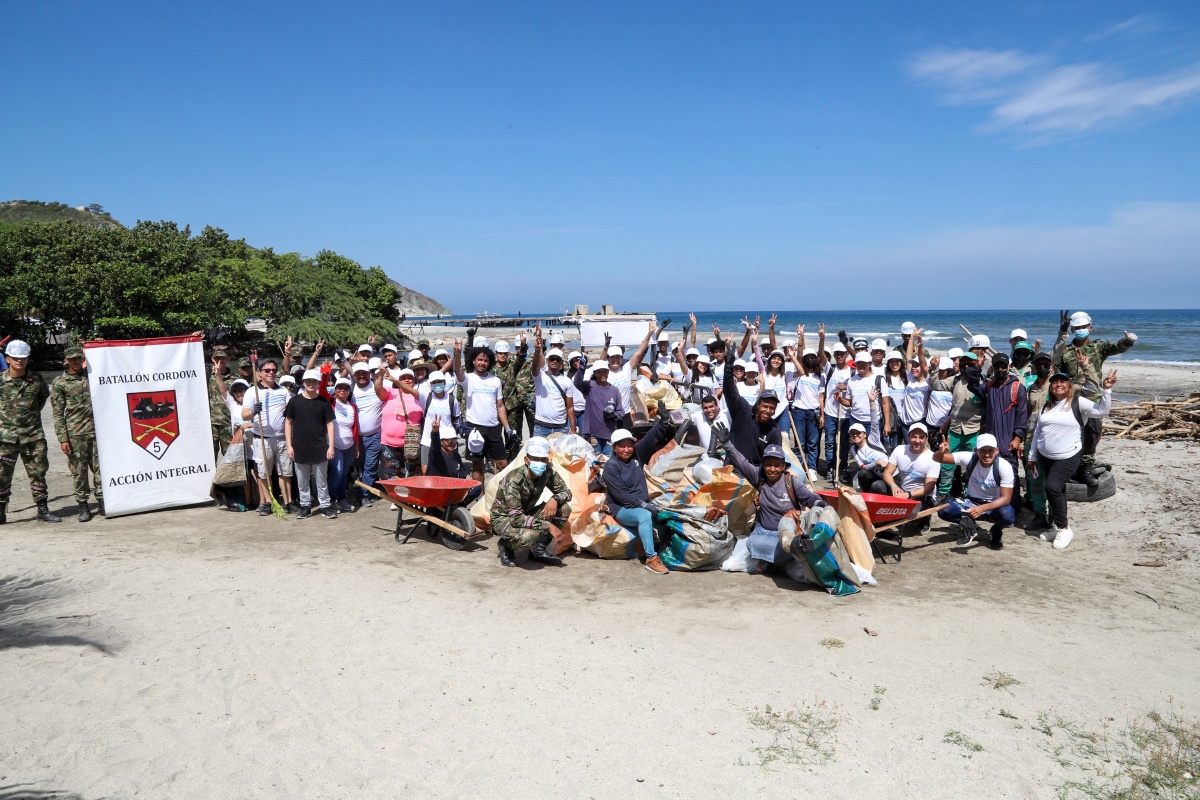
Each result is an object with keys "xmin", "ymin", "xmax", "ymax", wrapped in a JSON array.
[{"xmin": 2, "ymin": 363, "xmax": 1198, "ymax": 799}]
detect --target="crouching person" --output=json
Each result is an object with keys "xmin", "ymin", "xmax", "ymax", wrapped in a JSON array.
[
  {"xmin": 490, "ymin": 437, "xmax": 571, "ymax": 567},
  {"xmin": 602, "ymin": 416, "xmax": 680, "ymax": 575},
  {"xmin": 932, "ymin": 434, "xmax": 1015, "ymax": 550},
  {"xmin": 726, "ymin": 442, "xmax": 825, "ymax": 570}
]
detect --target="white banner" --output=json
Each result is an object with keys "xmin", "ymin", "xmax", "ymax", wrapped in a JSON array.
[
  {"xmin": 577, "ymin": 314, "xmax": 658, "ymax": 348},
  {"xmin": 84, "ymin": 336, "xmax": 214, "ymax": 517}
]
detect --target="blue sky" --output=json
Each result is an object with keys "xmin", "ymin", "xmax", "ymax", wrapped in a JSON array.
[{"xmin": 3, "ymin": 1, "xmax": 1199, "ymax": 312}]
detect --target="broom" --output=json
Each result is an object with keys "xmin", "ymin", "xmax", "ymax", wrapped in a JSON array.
[{"xmin": 250, "ymin": 351, "xmax": 287, "ymax": 519}]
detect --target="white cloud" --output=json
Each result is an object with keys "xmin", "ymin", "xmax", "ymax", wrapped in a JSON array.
[{"xmin": 910, "ymin": 47, "xmax": 1200, "ymax": 140}]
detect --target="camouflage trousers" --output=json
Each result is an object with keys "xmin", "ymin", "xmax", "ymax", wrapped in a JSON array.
[
  {"xmin": 492, "ymin": 504, "xmax": 572, "ymax": 549},
  {"xmin": 66, "ymin": 436, "xmax": 103, "ymax": 503},
  {"xmin": 212, "ymin": 425, "xmax": 232, "ymax": 460},
  {"xmin": 0, "ymin": 438, "xmax": 50, "ymax": 504}
]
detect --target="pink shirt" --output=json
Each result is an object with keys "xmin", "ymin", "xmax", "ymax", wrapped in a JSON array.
[{"xmin": 380, "ymin": 387, "xmax": 422, "ymax": 447}]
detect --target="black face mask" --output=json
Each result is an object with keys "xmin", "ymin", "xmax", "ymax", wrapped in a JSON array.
[
  {"xmin": 1013, "ymin": 352, "xmax": 1031, "ymax": 368},
  {"xmin": 1035, "ymin": 364, "xmax": 1051, "ymax": 379},
  {"xmin": 803, "ymin": 358, "xmax": 817, "ymax": 370}
]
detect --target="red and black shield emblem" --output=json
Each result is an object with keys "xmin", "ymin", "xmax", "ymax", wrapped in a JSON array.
[{"xmin": 128, "ymin": 391, "xmax": 180, "ymax": 460}]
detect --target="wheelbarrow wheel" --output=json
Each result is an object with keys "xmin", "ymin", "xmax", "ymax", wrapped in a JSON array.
[{"xmin": 439, "ymin": 506, "xmax": 475, "ymax": 550}]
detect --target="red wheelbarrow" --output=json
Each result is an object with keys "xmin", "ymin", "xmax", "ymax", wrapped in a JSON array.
[
  {"xmin": 356, "ymin": 477, "xmax": 482, "ymax": 550},
  {"xmin": 816, "ymin": 489, "xmax": 944, "ymax": 563}
]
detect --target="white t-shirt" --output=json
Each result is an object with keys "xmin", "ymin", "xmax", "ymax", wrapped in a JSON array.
[
  {"xmin": 845, "ymin": 373, "xmax": 886, "ymax": 423},
  {"xmin": 226, "ymin": 395, "xmax": 245, "ymax": 434},
  {"xmin": 1031, "ymin": 390, "xmax": 1111, "ymax": 461},
  {"xmin": 790, "ymin": 372, "xmax": 824, "ymax": 411},
  {"xmin": 610, "ymin": 362, "xmax": 633, "ymax": 414},
  {"xmin": 950, "ymin": 451, "xmax": 1014, "ymax": 503},
  {"xmin": 762, "ymin": 372, "xmax": 788, "ymax": 418},
  {"xmin": 736, "ymin": 382, "xmax": 760, "ymax": 404},
  {"xmin": 418, "ymin": 386, "xmax": 458, "ymax": 446},
  {"xmin": 823, "ymin": 365, "xmax": 853, "ymax": 417},
  {"xmin": 690, "ymin": 407, "xmax": 731, "ymax": 451},
  {"xmin": 853, "ymin": 442, "xmax": 889, "ymax": 471},
  {"xmin": 463, "ymin": 372, "xmax": 502, "ymax": 426},
  {"xmin": 332, "ymin": 398, "xmax": 357, "ymax": 450},
  {"xmin": 926, "ymin": 388, "xmax": 953, "ymax": 427},
  {"xmin": 240, "ymin": 384, "xmax": 291, "ymax": 438},
  {"xmin": 653, "ymin": 353, "xmax": 681, "ymax": 380},
  {"xmin": 352, "ymin": 383, "xmax": 383, "ymax": 435},
  {"xmin": 888, "ymin": 445, "xmax": 940, "ymax": 493},
  {"xmin": 871, "ymin": 363, "xmax": 886, "ymax": 377},
  {"xmin": 534, "ymin": 369, "xmax": 573, "ymax": 426},
  {"xmin": 897, "ymin": 374, "xmax": 931, "ymax": 426}
]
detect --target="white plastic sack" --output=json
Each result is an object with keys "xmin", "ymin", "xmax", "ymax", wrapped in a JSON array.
[
  {"xmin": 720, "ymin": 535, "xmax": 752, "ymax": 572},
  {"xmin": 550, "ymin": 434, "xmax": 595, "ymax": 463}
]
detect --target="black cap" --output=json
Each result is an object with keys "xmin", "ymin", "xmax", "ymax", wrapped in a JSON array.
[{"xmin": 1033, "ymin": 351, "xmax": 1053, "ymax": 363}]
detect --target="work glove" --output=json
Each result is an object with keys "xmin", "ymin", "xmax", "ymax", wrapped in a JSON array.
[
  {"xmin": 603, "ymin": 401, "xmax": 620, "ymax": 425},
  {"xmin": 642, "ymin": 501, "xmax": 660, "ymax": 514},
  {"xmin": 1059, "ymin": 310, "xmax": 1071, "ymax": 333},
  {"xmin": 812, "ymin": 499, "xmax": 829, "ymax": 509},
  {"xmin": 724, "ymin": 347, "xmax": 736, "ymax": 367},
  {"xmin": 603, "ymin": 332, "xmax": 612, "ymax": 349},
  {"xmin": 711, "ymin": 421, "xmax": 730, "ymax": 445},
  {"xmin": 660, "ymin": 317, "xmax": 672, "ymax": 330},
  {"xmin": 252, "ymin": 401, "xmax": 263, "ymax": 415},
  {"xmin": 837, "ymin": 330, "xmax": 849, "ymax": 346}
]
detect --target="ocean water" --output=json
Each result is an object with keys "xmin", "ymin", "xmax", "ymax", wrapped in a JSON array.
[{"xmin": 428, "ymin": 309, "xmax": 1198, "ymax": 363}]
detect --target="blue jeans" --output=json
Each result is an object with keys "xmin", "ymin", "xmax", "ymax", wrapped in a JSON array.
[
  {"xmin": 793, "ymin": 408, "xmax": 820, "ymax": 473},
  {"xmin": 593, "ymin": 437, "xmax": 613, "ymax": 457},
  {"xmin": 747, "ymin": 522, "xmax": 793, "ymax": 565},
  {"xmin": 823, "ymin": 415, "xmax": 851, "ymax": 475},
  {"xmin": 938, "ymin": 497, "xmax": 1016, "ymax": 534},
  {"xmin": 329, "ymin": 446, "xmax": 355, "ymax": 502},
  {"xmin": 357, "ymin": 431, "xmax": 381, "ymax": 501},
  {"xmin": 614, "ymin": 506, "xmax": 656, "ymax": 557},
  {"xmin": 776, "ymin": 411, "xmax": 791, "ymax": 436},
  {"xmin": 534, "ymin": 423, "xmax": 570, "ymax": 437}
]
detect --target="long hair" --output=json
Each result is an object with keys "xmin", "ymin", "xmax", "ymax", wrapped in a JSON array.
[{"xmin": 1048, "ymin": 377, "xmax": 1077, "ymax": 410}]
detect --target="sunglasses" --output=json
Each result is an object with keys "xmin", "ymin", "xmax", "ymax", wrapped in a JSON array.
[{"xmin": 261, "ymin": 368, "xmax": 278, "ymax": 373}]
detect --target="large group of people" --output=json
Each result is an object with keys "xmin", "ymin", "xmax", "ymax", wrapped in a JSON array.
[{"xmin": 0, "ymin": 310, "xmax": 1139, "ymax": 572}]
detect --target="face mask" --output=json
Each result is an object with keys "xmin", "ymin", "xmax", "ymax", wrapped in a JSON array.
[
  {"xmin": 1072, "ymin": 329, "xmax": 1089, "ymax": 342},
  {"xmin": 431, "ymin": 382, "xmax": 446, "ymax": 394},
  {"xmin": 528, "ymin": 461, "xmax": 547, "ymax": 476},
  {"xmin": 1035, "ymin": 364, "xmax": 1051, "ymax": 379},
  {"xmin": 1013, "ymin": 352, "xmax": 1031, "ymax": 367}
]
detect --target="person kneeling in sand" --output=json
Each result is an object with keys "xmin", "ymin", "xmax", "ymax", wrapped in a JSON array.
[
  {"xmin": 932, "ymin": 433, "xmax": 1015, "ymax": 551},
  {"xmin": 726, "ymin": 442, "xmax": 825, "ymax": 572},
  {"xmin": 490, "ymin": 437, "xmax": 572, "ymax": 568}
]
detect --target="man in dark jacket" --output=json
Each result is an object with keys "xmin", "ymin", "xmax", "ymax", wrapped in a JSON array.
[
  {"xmin": 969, "ymin": 352, "xmax": 1029, "ymax": 513},
  {"xmin": 721, "ymin": 342, "xmax": 782, "ymax": 479}
]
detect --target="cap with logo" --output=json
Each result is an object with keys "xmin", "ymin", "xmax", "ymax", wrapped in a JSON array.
[
  {"xmin": 970, "ymin": 334, "xmax": 991, "ymax": 349},
  {"xmin": 762, "ymin": 444, "xmax": 787, "ymax": 461},
  {"xmin": 1014, "ymin": 340, "xmax": 1034, "ymax": 353}
]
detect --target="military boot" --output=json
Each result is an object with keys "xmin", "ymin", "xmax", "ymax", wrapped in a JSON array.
[
  {"xmin": 529, "ymin": 532, "xmax": 563, "ymax": 566},
  {"xmin": 498, "ymin": 541, "xmax": 517, "ymax": 567},
  {"xmin": 78, "ymin": 502, "xmax": 93, "ymax": 522},
  {"xmin": 97, "ymin": 501, "xmax": 105, "ymax": 516},
  {"xmin": 0, "ymin": 503, "xmax": 6, "ymax": 525},
  {"xmin": 37, "ymin": 502, "xmax": 62, "ymax": 523}
]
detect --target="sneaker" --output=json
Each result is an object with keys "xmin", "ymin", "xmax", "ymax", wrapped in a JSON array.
[
  {"xmin": 956, "ymin": 521, "xmax": 978, "ymax": 547},
  {"xmin": 361, "ymin": 496, "xmax": 374, "ymax": 508},
  {"xmin": 390, "ymin": 503, "xmax": 398, "ymax": 511},
  {"xmin": 321, "ymin": 506, "xmax": 338, "ymax": 520},
  {"xmin": 257, "ymin": 503, "xmax": 272, "ymax": 516},
  {"xmin": 336, "ymin": 500, "xmax": 356, "ymax": 513},
  {"xmin": 644, "ymin": 555, "xmax": 670, "ymax": 575},
  {"xmin": 296, "ymin": 506, "xmax": 311, "ymax": 519},
  {"xmin": 284, "ymin": 502, "xmax": 300, "ymax": 515},
  {"xmin": 918, "ymin": 518, "xmax": 931, "ymax": 534},
  {"xmin": 1025, "ymin": 513, "xmax": 1050, "ymax": 531},
  {"xmin": 1052, "ymin": 527, "xmax": 1074, "ymax": 550},
  {"xmin": 988, "ymin": 527, "xmax": 1004, "ymax": 550}
]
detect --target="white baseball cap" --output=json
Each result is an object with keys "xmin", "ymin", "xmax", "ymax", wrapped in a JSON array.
[
  {"xmin": 352, "ymin": 363, "xmax": 370, "ymax": 374},
  {"xmin": 802, "ymin": 347, "xmax": 817, "ymax": 357},
  {"xmin": 333, "ymin": 377, "xmax": 352, "ymax": 389},
  {"xmin": 909, "ymin": 422, "xmax": 928, "ymax": 434},
  {"xmin": 854, "ymin": 352, "xmax": 871, "ymax": 364},
  {"xmin": 606, "ymin": 346, "xmax": 623, "ymax": 357},
  {"xmin": 546, "ymin": 348, "xmax": 564, "ymax": 359},
  {"xmin": 848, "ymin": 422, "xmax": 866, "ymax": 434},
  {"xmin": 548, "ymin": 334, "xmax": 564, "ymax": 345},
  {"xmin": 937, "ymin": 356, "xmax": 953, "ymax": 370},
  {"xmin": 407, "ymin": 349, "xmax": 422, "ymax": 361},
  {"xmin": 368, "ymin": 357, "xmax": 382, "ymax": 370},
  {"xmin": 759, "ymin": 336, "xmax": 771, "ymax": 345},
  {"xmin": 685, "ymin": 347, "xmax": 700, "ymax": 357},
  {"xmin": 591, "ymin": 362, "xmax": 609, "ymax": 373},
  {"xmin": 871, "ymin": 338, "xmax": 887, "ymax": 352},
  {"xmin": 279, "ymin": 375, "xmax": 296, "ymax": 385},
  {"xmin": 475, "ymin": 336, "xmax": 490, "ymax": 349},
  {"xmin": 706, "ymin": 337, "xmax": 719, "ymax": 346},
  {"xmin": 832, "ymin": 342, "xmax": 847, "ymax": 353},
  {"xmin": 433, "ymin": 348, "xmax": 449, "ymax": 358},
  {"xmin": 302, "ymin": 369, "xmax": 321, "ymax": 383},
  {"xmin": 886, "ymin": 350, "xmax": 904, "ymax": 362},
  {"xmin": 656, "ymin": 332, "xmax": 670, "ymax": 342},
  {"xmin": 970, "ymin": 334, "xmax": 991, "ymax": 349},
  {"xmin": 697, "ymin": 354, "xmax": 711, "ymax": 364},
  {"xmin": 743, "ymin": 361, "xmax": 760, "ymax": 374},
  {"xmin": 398, "ymin": 368, "xmax": 414, "ymax": 379},
  {"xmin": 381, "ymin": 343, "xmax": 398, "ymax": 353},
  {"xmin": 948, "ymin": 347, "xmax": 964, "ymax": 359},
  {"xmin": 782, "ymin": 340, "xmax": 796, "ymax": 349},
  {"xmin": 976, "ymin": 433, "xmax": 999, "ymax": 450},
  {"xmin": 1070, "ymin": 312, "xmax": 1092, "ymax": 328},
  {"xmin": 428, "ymin": 370, "xmax": 446, "ymax": 382},
  {"xmin": 900, "ymin": 321, "xmax": 916, "ymax": 335},
  {"xmin": 468, "ymin": 429, "xmax": 486, "ymax": 455},
  {"xmin": 1010, "ymin": 329, "xmax": 1027, "ymax": 340},
  {"xmin": 357, "ymin": 344, "xmax": 373, "ymax": 353},
  {"xmin": 494, "ymin": 341, "xmax": 512, "ymax": 353},
  {"xmin": 526, "ymin": 437, "xmax": 551, "ymax": 458},
  {"xmin": 5, "ymin": 339, "xmax": 31, "ymax": 358},
  {"xmin": 610, "ymin": 429, "xmax": 635, "ymax": 444},
  {"xmin": 567, "ymin": 350, "xmax": 583, "ymax": 363},
  {"xmin": 230, "ymin": 379, "xmax": 250, "ymax": 391}
]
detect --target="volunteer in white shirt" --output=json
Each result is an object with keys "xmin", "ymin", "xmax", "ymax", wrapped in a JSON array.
[
  {"xmin": 531, "ymin": 336, "xmax": 577, "ymax": 437},
  {"xmin": 822, "ymin": 343, "xmax": 854, "ymax": 480},
  {"xmin": 350, "ymin": 362, "xmax": 384, "ymax": 507},
  {"xmin": 787, "ymin": 347, "xmax": 825, "ymax": 475},
  {"xmin": 452, "ymin": 338, "xmax": 512, "ymax": 484},
  {"xmin": 882, "ymin": 422, "xmax": 940, "ymax": 533},
  {"xmin": 1028, "ymin": 369, "xmax": 1117, "ymax": 551},
  {"xmin": 689, "ymin": 394, "xmax": 731, "ymax": 453},
  {"xmin": 240, "ymin": 358, "xmax": 296, "ymax": 515},
  {"xmin": 328, "ymin": 377, "xmax": 359, "ymax": 512},
  {"xmin": 933, "ymin": 433, "xmax": 1016, "ymax": 550},
  {"xmin": 417, "ymin": 371, "xmax": 460, "ymax": 470},
  {"xmin": 605, "ymin": 321, "xmax": 657, "ymax": 426},
  {"xmin": 848, "ymin": 422, "xmax": 889, "ymax": 495}
]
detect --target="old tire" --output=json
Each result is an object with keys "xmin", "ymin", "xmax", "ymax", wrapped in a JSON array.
[{"xmin": 1065, "ymin": 470, "xmax": 1117, "ymax": 503}]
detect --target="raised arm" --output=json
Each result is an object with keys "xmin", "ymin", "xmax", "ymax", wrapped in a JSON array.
[
  {"xmin": 530, "ymin": 325, "xmax": 544, "ymax": 377},
  {"xmin": 629, "ymin": 320, "xmax": 656, "ymax": 369},
  {"xmin": 306, "ymin": 338, "xmax": 325, "ymax": 372},
  {"xmin": 452, "ymin": 339, "xmax": 467, "ymax": 384},
  {"xmin": 373, "ymin": 368, "xmax": 390, "ymax": 402},
  {"xmin": 817, "ymin": 324, "xmax": 827, "ymax": 369},
  {"xmin": 768, "ymin": 314, "xmax": 778, "ymax": 353}
]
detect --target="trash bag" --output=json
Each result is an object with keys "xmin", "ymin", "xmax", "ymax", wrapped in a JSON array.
[
  {"xmin": 571, "ymin": 495, "xmax": 638, "ymax": 559},
  {"xmin": 690, "ymin": 465, "xmax": 758, "ymax": 536},
  {"xmin": 796, "ymin": 506, "xmax": 859, "ymax": 596},
  {"xmin": 551, "ymin": 434, "xmax": 595, "ymax": 463},
  {"xmin": 721, "ymin": 535, "xmax": 752, "ymax": 572},
  {"xmin": 654, "ymin": 505, "xmax": 735, "ymax": 571},
  {"xmin": 638, "ymin": 379, "xmax": 683, "ymax": 414},
  {"xmin": 213, "ymin": 442, "xmax": 247, "ymax": 486}
]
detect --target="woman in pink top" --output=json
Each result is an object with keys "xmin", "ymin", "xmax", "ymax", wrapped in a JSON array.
[{"xmin": 374, "ymin": 367, "xmax": 422, "ymax": 479}]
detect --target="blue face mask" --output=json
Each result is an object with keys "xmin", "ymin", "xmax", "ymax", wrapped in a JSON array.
[
  {"xmin": 528, "ymin": 461, "xmax": 547, "ymax": 476},
  {"xmin": 431, "ymin": 382, "xmax": 446, "ymax": 394},
  {"xmin": 1072, "ymin": 329, "xmax": 1089, "ymax": 342}
]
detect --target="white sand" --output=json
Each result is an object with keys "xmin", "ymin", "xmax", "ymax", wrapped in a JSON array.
[{"xmin": 1, "ymin": 364, "xmax": 1198, "ymax": 799}]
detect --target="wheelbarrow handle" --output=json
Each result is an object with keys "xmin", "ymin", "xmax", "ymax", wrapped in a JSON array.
[{"xmin": 354, "ymin": 481, "xmax": 479, "ymax": 540}]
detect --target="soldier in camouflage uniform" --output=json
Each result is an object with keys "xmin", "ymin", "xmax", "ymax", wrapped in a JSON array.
[
  {"xmin": 207, "ymin": 345, "xmax": 234, "ymax": 458},
  {"xmin": 50, "ymin": 344, "xmax": 103, "ymax": 521},
  {"xmin": 0, "ymin": 340, "xmax": 61, "ymax": 523},
  {"xmin": 1051, "ymin": 310, "xmax": 1137, "ymax": 484},
  {"xmin": 493, "ymin": 336, "xmax": 533, "ymax": 459},
  {"xmin": 489, "ymin": 436, "xmax": 571, "ymax": 567}
]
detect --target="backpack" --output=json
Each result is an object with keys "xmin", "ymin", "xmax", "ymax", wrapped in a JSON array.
[
  {"xmin": 424, "ymin": 389, "xmax": 465, "ymax": 438},
  {"xmin": 963, "ymin": 453, "xmax": 1003, "ymax": 501}
]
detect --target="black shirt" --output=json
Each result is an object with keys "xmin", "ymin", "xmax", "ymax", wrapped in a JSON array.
[{"xmin": 284, "ymin": 394, "xmax": 335, "ymax": 464}]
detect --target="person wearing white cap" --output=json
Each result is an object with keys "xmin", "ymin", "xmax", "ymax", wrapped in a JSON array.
[
  {"xmin": 820, "ymin": 341, "xmax": 853, "ymax": 479},
  {"xmin": 283, "ymin": 369, "xmax": 337, "ymax": 519},
  {"xmin": 675, "ymin": 344, "xmax": 718, "ymax": 404},
  {"xmin": 374, "ymin": 364, "xmax": 423, "ymax": 482},
  {"xmin": 453, "ymin": 337, "xmax": 512, "ymax": 483},
  {"xmin": 530, "ymin": 326, "xmax": 577, "ymax": 437},
  {"xmin": 762, "ymin": 347, "xmax": 790, "ymax": 435},
  {"xmin": 947, "ymin": 347, "xmax": 964, "ymax": 373},
  {"xmin": 787, "ymin": 338, "xmax": 826, "ymax": 476},
  {"xmin": 566, "ymin": 351, "xmax": 589, "ymax": 432},
  {"xmin": 357, "ymin": 343, "xmax": 374, "ymax": 358},
  {"xmin": 847, "ymin": 422, "xmax": 889, "ymax": 495},
  {"xmin": 0, "ymin": 339, "xmax": 62, "ymax": 523},
  {"xmin": 1009, "ymin": 329, "xmax": 1027, "ymax": 350},
  {"xmin": 935, "ymin": 349, "xmax": 984, "ymax": 499},
  {"xmin": 605, "ymin": 320, "xmax": 658, "ymax": 425},
  {"xmin": 349, "ymin": 361, "xmax": 383, "ymax": 507},
  {"xmin": 879, "ymin": 349, "xmax": 914, "ymax": 452},
  {"xmin": 547, "ymin": 333, "xmax": 564, "ymax": 347},
  {"xmin": 651, "ymin": 318, "xmax": 681, "ymax": 380},
  {"xmin": 1028, "ymin": 367, "xmax": 1118, "ymax": 550},
  {"xmin": 431, "ymin": 348, "xmax": 451, "ymax": 377},
  {"xmin": 241, "ymin": 356, "xmax": 297, "ymax": 514},
  {"xmin": 881, "ymin": 422, "xmax": 940, "ymax": 535},
  {"xmin": 1051, "ymin": 309, "xmax": 1137, "ymax": 486},
  {"xmin": 719, "ymin": 336, "xmax": 784, "ymax": 481},
  {"xmin": 325, "ymin": 376, "xmax": 359, "ymax": 512},
  {"xmin": 416, "ymin": 370, "xmax": 462, "ymax": 472},
  {"xmin": 574, "ymin": 353, "xmax": 622, "ymax": 455},
  {"xmin": 494, "ymin": 334, "xmax": 533, "ymax": 460},
  {"xmin": 933, "ymin": 433, "xmax": 1016, "ymax": 550},
  {"xmin": 380, "ymin": 344, "xmax": 402, "ymax": 382},
  {"xmin": 969, "ymin": 350, "xmax": 1029, "ymax": 523},
  {"xmin": 832, "ymin": 352, "xmax": 888, "ymax": 480},
  {"xmin": 489, "ymin": 436, "xmax": 571, "ymax": 567},
  {"xmin": 869, "ymin": 338, "xmax": 888, "ymax": 376},
  {"xmin": 925, "ymin": 357, "xmax": 955, "ymax": 438}
]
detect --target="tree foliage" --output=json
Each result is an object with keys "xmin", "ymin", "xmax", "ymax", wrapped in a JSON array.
[{"xmin": 0, "ymin": 219, "xmax": 403, "ymax": 356}]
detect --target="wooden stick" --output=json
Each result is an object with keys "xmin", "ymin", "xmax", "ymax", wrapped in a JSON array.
[
  {"xmin": 872, "ymin": 503, "xmax": 950, "ymax": 533},
  {"xmin": 354, "ymin": 481, "xmax": 481, "ymax": 539}
]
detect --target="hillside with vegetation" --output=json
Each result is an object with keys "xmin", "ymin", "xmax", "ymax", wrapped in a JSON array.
[{"xmin": 0, "ymin": 200, "xmax": 123, "ymax": 229}]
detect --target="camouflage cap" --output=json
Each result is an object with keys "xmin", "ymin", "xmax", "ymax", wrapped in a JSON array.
[
  {"xmin": 237, "ymin": 357, "xmax": 252, "ymax": 368},
  {"xmin": 417, "ymin": 339, "xmax": 430, "ymax": 346},
  {"xmin": 64, "ymin": 345, "xmax": 84, "ymax": 359},
  {"xmin": 211, "ymin": 345, "xmax": 229, "ymax": 358},
  {"xmin": 288, "ymin": 345, "xmax": 304, "ymax": 357}
]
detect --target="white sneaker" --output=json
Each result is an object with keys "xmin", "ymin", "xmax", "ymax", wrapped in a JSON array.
[
  {"xmin": 390, "ymin": 503, "xmax": 398, "ymax": 511},
  {"xmin": 1052, "ymin": 527, "xmax": 1074, "ymax": 550},
  {"xmin": 808, "ymin": 469, "xmax": 820, "ymax": 485}
]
